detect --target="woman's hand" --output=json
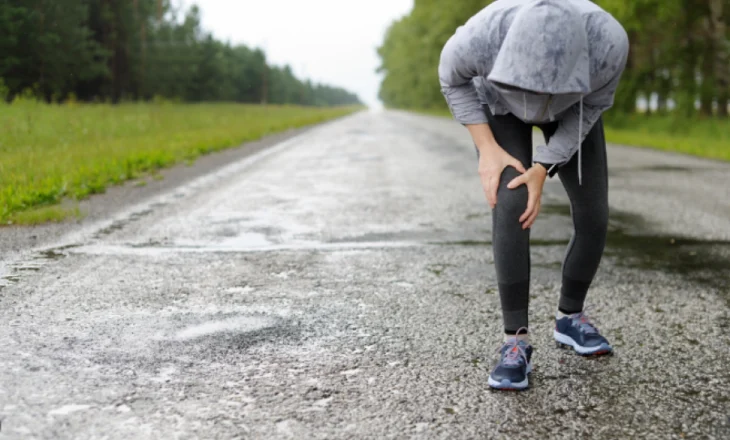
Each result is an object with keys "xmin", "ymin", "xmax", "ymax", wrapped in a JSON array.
[
  {"xmin": 466, "ymin": 123, "xmax": 526, "ymax": 209},
  {"xmin": 507, "ymin": 164, "xmax": 548, "ymax": 229},
  {"xmin": 478, "ymin": 145, "xmax": 527, "ymax": 209}
]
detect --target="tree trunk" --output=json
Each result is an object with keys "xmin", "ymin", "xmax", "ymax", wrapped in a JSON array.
[
  {"xmin": 614, "ymin": 30, "xmax": 639, "ymax": 114},
  {"xmin": 261, "ymin": 66, "xmax": 268, "ymax": 105},
  {"xmin": 700, "ymin": 39, "xmax": 715, "ymax": 117},
  {"xmin": 37, "ymin": 2, "xmax": 45, "ymax": 99},
  {"xmin": 679, "ymin": 0, "xmax": 699, "ymax": 117},
  {"xmin": 719, "ymin": 96, "xmax": 729, "ymax": 117},
  {"xmin": 657, "ymin": 91, "xmax": 667, "ymax": 113},
  {"xmin": 646, "ymin": 53, "xmax": 656, "ymax": 115},
  {"xmin": 709, "ymin": 0, "xmax": 728, "ymax": 117},
  {"xmin": 140, "ymin": 21, "xmax": 146, "ymax": 99}
]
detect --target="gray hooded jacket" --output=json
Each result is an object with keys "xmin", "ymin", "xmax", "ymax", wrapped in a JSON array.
[{"xmin": 438, "ymin": 0, "xmax": 629, "ymax": 181}]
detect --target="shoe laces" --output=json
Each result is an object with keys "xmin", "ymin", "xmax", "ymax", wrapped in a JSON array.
[
  {"xmin": 498, "ymin": 327, "xmax": 529, "ymax": 367},
  {"xmin": 570, "ymin": 307, "xmax": 600, "ymax": 335}
]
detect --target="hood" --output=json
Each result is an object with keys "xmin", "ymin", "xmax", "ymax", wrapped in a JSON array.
[
  {"xmin": 487, "ymin": 0, "xmax": 591, "ymax": 95},
  {"xmin": 491, "ymin": 84, "xmax": 581, "ymax": 123}
]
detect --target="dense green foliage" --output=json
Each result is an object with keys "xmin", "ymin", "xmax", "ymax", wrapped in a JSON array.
[
  {"xmin": 0, "ymin": 0, "xmax": 360, "ymax": 106},
  {"xmin": 377, "ymin": 0, "xmax": 485, "ymax": 111},
  {"xmin": 377, "ymin": 0, "xmax": 730, "ymax": 119},
  {"xmin": 0, "ymin": 100, "xmax": 359, "ymax": 224}
]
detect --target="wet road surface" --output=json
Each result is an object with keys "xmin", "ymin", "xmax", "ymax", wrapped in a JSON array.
[{"xmin": 1, "ymin": 110, "xmax": 729, "ymax": 439}]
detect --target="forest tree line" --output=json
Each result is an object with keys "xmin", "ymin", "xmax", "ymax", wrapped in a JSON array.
[
  {"xmin": 377, "ymin": 0, "xmax": 730, "ymax": 118},
  {"xmin": 0, "ymin": 0, "xmax": 361, "ymax": 106}
]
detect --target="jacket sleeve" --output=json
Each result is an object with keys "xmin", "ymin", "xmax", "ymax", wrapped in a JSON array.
[
  {"xmin": 534, "ymin": 28, "xmax": 629, "ymax": 168},
  {"xmin": 438, "ymin": 31, "xmax": 488, "ymax": 125}
]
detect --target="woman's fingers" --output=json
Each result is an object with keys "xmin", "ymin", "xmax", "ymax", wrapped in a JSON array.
[
  {"xmin": 480, "ymin": 172, "xmax": 493, "ymax": 208},
  {"xmin": 482, "ymin": 155, "xmax": 527, "ymax": 209},
  {"xmin": 507, "ymin": 172, "xmax": 536, "ymax": 224},
  {"xmin": 488, "ymin": 176, "xmax": 499, "ymax": 208},
  {"xmin": 520, "ymin": 195, "xmax": 535, "ymax": 223},
  {"xmin": 507, "ymin": 173, "xmax": 525, "ymax": 190},
  {"xmin": 524, "ymin": 201, "xmax": 541, "ymax": 229}
]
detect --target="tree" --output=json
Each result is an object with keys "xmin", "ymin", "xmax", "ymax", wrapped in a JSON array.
[
  {"xmin": 0, "ymin": 0, "xmax": 361, "ymax": 106},
  {"xmin": 0, "ymin": 0, "xmax": 106, "ymax": 101},
  {"xmin": 377, "ymin": 0, "xmax": 489, "ymax": 110},
  {"xmin": 377, "ymin": 0, "xmax": 730, "ymax": 118}
]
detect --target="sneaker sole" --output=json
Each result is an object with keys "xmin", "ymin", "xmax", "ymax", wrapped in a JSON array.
[
  {"xmin": 553, "ymin": 330, "xmax": 613, "ymax": 356},
  {"xmin": 488, "ymin": 362, "xmax": 532, "ymax": 390}
]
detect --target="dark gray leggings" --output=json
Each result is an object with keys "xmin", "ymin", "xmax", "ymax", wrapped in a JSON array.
[{"xmin": 482, "ymin": 105, "xmax": 609, "ymax": 334}]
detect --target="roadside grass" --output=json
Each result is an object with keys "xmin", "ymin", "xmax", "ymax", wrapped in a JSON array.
[
  {"xmin": 0, "ymin": 100, "xmax": 361, "ymax": 225},
  {"xmin": 416, "ymin": 108, "xmax": 730, "ymax": 161},
  {"xmin": 603, "ymin": 114, "xmax": 730, "ymax": 161},
  {"xmin": 10, "ymin": 205, "xmax": 83, "ymax": 225}
]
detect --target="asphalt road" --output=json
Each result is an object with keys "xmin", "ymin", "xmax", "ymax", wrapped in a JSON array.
[{"xmin": 1, "ymin": 110, "xmax": 729, "ymax": 439}]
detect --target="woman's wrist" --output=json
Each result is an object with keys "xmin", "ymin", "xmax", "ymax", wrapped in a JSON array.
[
  {"xmin": 533, "ymin": 163, "xmax": 548, "ymax": 178},
  {"xmin": 476, "ymin": 139, "xmax": 501, "ymax": 155},
  {"xmin": 534, "ymin": 162, "xmax": 558, "ymax": 177}
]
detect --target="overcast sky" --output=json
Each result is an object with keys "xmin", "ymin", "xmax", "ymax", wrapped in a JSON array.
[{"xmin": 189, "ymin": 0, "xmax": 414, "ymax": 107}]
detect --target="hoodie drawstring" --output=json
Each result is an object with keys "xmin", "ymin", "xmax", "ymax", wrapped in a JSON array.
[
  {"xmin": 523, "ymin": 92, "xmax": 527, "ymax": 120},
  {"xmin": 578, "ymin": 95, "xmax": 583, "ymax": 186}
]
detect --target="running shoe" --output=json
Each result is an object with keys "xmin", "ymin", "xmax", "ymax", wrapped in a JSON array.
[
  {"xmin": 554, "ymin": 309, "xmax": 612, "ymax": 356},
  {"xmin": 488, "ymin": 334, "xmax": 533, "ymax": 390}
]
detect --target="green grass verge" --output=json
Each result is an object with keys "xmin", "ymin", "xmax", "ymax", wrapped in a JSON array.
[
  {"xmin": 603, "ymin": 115, "xmax": 730, "ymax": 161},
  {"xmin": 9, "ymin": 205, "xmax": 83, "ymax": 225},
  {"xmin": 0, "ymin": 101, "xmax": 361, "ymax": 225}
]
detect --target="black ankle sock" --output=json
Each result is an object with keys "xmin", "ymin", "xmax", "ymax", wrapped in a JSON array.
[
  {"xmin": 504, "ymin": 328, "xmax": 529, "ymax": 336},
  {"xmin": 558, "ymin": 307, "xmax": 582, "ymax": 315}
]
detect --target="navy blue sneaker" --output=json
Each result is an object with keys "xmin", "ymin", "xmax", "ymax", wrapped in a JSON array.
[
  {"xmin": 554, "ymin": 310, "xmax": 612, "ymax": 356},
  {"xmin": 488, "ymin": 337, "xmax": 533, "ymax": 390}
]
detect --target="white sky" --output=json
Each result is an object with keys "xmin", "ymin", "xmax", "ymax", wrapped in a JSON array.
[{"xmin": 188, "ymin": 0, "xmax": 414, "ymax": 107}]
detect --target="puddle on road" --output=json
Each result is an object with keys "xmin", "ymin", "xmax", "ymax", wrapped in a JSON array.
[
  {"xmin": 427, "ymin": 263, "xmax": 456, "ymax": 277},
  {"xmin": 465, "ymin": 212, "xmax": 488, "ymax": 220},
  {"xmin": 38, "ymin": 247, "xmax": 73, "ymax": 261},
  {"xmin": 431, "ymin": 239, "xmax": 571, "ymax": 247},
  {"xmin": 1, "ymin": 202, "xmax": 177, "ymax": 290},
  {"xmin": 605, "ymin": 232, "xmax": 730, "ymax": 291},
  {"xmin": 4, "ymin": 201, "xmax": 727, "ymax": 301},
  {"xmin": 0, "ymin": 244, "xmax": 79, "ymax": 292},
  {"xmin": 608, "ymin": 165, "xmax": 703, "ymax": 177},
  {"xmin": 540, "ymin": 204, "xmax": 572, "ymax": 216},
  {"xmin": 131, "ymin": 230, "xmax": 279, "ymax": 249},
  {"xmin": 93, "ymin": 202, "xmax": 167, "ymax": 239},
  {"xmin": 432, "ymin": 204, "xmax": 730, "ymax": 297},
  {"xmin": 638, "ymin": 165, "xmax": 695, "ymax": 172},
  {"xmin": 94, "ymin": 211, "xmax": 150, "ymax": 238},
  {"xmin": 543, "ymin": 204, "xmax": 730, "ymax": 294}
]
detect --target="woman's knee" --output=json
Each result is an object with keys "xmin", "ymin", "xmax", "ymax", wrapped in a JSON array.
[{"xmin": 495, "ymin": 168, "xmax": 529, "ymax": 222}]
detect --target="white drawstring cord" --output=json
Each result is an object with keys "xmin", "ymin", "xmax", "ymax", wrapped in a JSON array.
[
  {"xmin": 523, "ymin": 92, "xmax": 527, "ymax": 120},
  {"xmin": 578, "ymin": 95, "xmax": 583, "ymax": 186},
  {"xmin": 522, "ymin": 91, "xmax": 582, "ymax": 185}
]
